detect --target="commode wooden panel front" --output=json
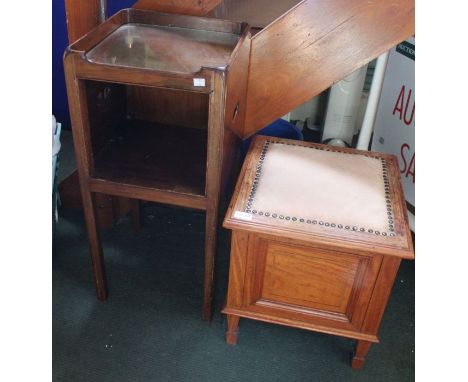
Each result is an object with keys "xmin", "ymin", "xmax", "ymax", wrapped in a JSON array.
[
  {"xmin": 263, "ymin": 242, "xmax": 359, "ymax": 314},
  {"xmin": 243, "ymin": 237, "xmax": 382, "ymax": 328}
]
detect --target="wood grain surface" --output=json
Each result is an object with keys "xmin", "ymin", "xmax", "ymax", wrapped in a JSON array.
[
  {"xmin": 209, "ymin": 0, "xmax": 302, "ymax": 28},
  {"xmin": 64, "ymin": 53, "xmax": 108, "ymax": 301},
  {"xmin": 262, "ymin": 242, "xmax": 361, "ymax": 313},
  {"xmin": 243, "ymin": 0, "xmax": 415, "ymax": 136},
  {"xmin": 224, "ymin": 27, "xmax": 252, "ymax": 138},
  {"xmin": 64, "ymin": 0, "xmax": 102, "ymax": 43}
]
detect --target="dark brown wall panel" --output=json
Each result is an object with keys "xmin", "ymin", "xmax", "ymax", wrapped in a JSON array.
[{"xmin": 65, "ymin": 0, "xmax": 102, "ymax": 43}]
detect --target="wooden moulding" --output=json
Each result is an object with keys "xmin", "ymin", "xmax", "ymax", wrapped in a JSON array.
[
  {"xmin": 73, "ymin": 59, "xmax": 214, "ymax": 93},
  {"xmin": 242, "ymin": 0, "xmax": 415, "ymax": 137}
]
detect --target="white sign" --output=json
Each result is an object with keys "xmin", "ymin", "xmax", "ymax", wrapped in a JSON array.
[
  {"xmin": 372, "ymin": 38, "xmax": 415, "ymax": 209},
  {"xmin": 193, "ymin": 78, "xmax": 206, "ymax": 87}
]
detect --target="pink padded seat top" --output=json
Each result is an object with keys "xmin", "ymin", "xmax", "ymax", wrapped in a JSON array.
[
  {"xmin": 249, "ymin": 139, "xmax": 393, "ymax": 235},
  {"xmin": 225, "ymin": 136, "xmax": 413, "ymax": 257}
]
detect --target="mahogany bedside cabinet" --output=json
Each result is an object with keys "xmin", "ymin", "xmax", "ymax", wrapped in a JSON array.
[
  {"xmin": 63, "ymin": 8, "xmax": 251, "ymax": 320},
  {"xmin": 222, "ymin": 136, "xmax": 414, "ymax": 369}
]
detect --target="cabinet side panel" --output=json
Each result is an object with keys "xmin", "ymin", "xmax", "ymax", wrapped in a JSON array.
[
  {"xmin": 360, "ymin": 256, "xmax": 402, "ymax": 335},
  {"xmin": 225, "ymin": 231, "xmax": 250, "ymax": 309}
]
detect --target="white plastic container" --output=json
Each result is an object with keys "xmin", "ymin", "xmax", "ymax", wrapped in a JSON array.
[
  {"xmin": 52, "ymin": 115, "xmax": 62, "ymax": 223},
  {"xmin": 52, "ymin": 115, "xmax": 62, "ymax": 190},
  {"xmin": 321, "ymin": 66, "xmax": 367, "ymax": 146}
]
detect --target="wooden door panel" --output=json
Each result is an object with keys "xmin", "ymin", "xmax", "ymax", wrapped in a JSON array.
[
  {"xmin": 262, "ymin": 242, "xmax": 360, "ymax": 314},
  {"xmin": 243, "ymin": 237, "xmax": 382, "ymax": 327}
]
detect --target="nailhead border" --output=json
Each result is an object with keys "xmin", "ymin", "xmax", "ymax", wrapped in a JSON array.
[{"xmin": 243, "ymin": 139, "xmax": 397, "ymax": 237}]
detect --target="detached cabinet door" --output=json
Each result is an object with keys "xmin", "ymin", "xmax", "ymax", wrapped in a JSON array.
[{"xmin": 242, "ymin": 236, "xmax": 383, "ymax": 334}]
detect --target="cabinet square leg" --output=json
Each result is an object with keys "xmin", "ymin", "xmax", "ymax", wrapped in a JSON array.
[
  {"xmin": 226, "ymin": 315, "xmax": 240, "ymax": 345},
  {"xmin": 351, "ymin": 340, "xmax": 373, "ymax": 369}
]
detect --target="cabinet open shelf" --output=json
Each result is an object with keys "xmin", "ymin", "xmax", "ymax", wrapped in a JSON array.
[
  {"xmin": 81, "ymin": 77, "xmax": 210, "ymax": 210},
  {"xmin": 92, "ymin": 119, "xmax": 208, "ymax": 201}
]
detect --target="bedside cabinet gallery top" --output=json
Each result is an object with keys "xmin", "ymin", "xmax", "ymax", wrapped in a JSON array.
[{"xmin": 67, "ymin": 8, "xmax": 244, "ymax": 75}]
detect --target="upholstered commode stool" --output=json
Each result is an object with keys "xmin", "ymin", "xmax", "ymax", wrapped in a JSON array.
[{"xmin": 222, "ymin": 136, "xmax": 414, "ymax": 369}]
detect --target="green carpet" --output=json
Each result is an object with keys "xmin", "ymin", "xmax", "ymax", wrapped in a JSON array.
[{"xmin": 53, "ymin": 202, "xmax": 414, "ymax": 382}]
